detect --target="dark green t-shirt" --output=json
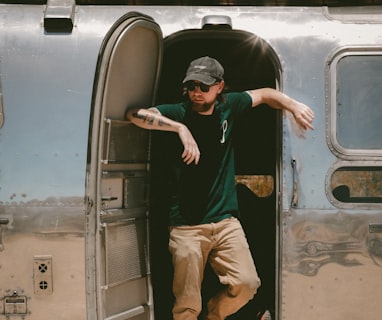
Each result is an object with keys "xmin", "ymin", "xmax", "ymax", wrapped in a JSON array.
[{"xmin": 156, "ymin": 92, "xmax": 252, "ymax": 226}]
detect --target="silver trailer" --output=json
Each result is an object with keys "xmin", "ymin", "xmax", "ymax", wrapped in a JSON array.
[{"xmin": 1, "ymin": 1, "xmax": 382, "ymax": 319}]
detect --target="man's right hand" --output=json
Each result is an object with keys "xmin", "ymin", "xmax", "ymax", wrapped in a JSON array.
[{"xmin": 178, "ymin": 125, "xmax": 200, "ymax": 165}]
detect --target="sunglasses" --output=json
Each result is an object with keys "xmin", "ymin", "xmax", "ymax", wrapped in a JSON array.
[{"xmin": 185, "ymin": 81, "xmax": 219, "ymax": 93}]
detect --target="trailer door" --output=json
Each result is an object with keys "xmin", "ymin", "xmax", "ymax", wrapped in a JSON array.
[{"xmin": 86, "ymin": 12, "xmax": 162, "ymax": 320}]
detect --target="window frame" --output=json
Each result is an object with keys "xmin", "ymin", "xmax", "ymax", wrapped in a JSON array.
[
  {"xmin": 327, "ymin": 161, "xmax": 382, "ymax": 209},
  {"xmin": 327, "ymin": 46, "xmax": 382, "ymax": 159}
]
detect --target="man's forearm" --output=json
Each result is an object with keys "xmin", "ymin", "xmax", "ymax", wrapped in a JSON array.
[
  {"xmin": 247, "ymin": 88, "xmax": 314, "ymax": 130},
  {"xmin": 247, "ymin": 88, "xmax": 294, "ymax": 110},
  {"xmin": 126, "ymin": 108, "xmax": 182, "ymax": 133},
  {"xmin": 127, "ymin": 107, "xmax": 201, "ymax": 164}
]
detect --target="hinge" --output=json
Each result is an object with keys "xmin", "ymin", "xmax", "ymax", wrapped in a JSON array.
[{"xmin": 84, "ymin": 196, "xmax": 94, "ymax": 216}]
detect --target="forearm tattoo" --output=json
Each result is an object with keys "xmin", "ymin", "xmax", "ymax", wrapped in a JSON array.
[
  {"xmin": 134, "ymin": 112, "xmax": 155, "ymax": 125},
  {"xmin": 135, "ymin": 110, "xmax": 171, "ymax": 128},
  {"xmin": 158, "ymin": 119, "xmax": 171, "ymax": 127},
  {"xmin": 144, "ymin": 114, "xmax": 155, "ymax": 125}
]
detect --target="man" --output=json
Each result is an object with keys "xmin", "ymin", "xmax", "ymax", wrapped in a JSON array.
[{"xmin": 127, "ymin": 56, "xmax": 314, "ymax": 320}]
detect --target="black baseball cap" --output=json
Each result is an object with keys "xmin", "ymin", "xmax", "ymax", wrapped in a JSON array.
[{"xmin": 182, "ymin": 56, "xmax": 224, "ymax": 85}]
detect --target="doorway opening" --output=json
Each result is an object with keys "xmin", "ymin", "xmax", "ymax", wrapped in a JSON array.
[{"xmin": 149, "ymin": 27, "xmax": 280, "ymax": 319}]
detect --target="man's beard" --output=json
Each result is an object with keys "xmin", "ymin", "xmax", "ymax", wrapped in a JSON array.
[{"xmin": 191, "ymin": 102, "xmax": 213, "ymax": 113}]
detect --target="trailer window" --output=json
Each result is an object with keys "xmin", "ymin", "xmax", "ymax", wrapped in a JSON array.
[
  {"xmin": 331, "ymin": 167, "xmax": 382, "ymax": 203},
  {"xmin": 334, "ymin": 54, "xmax": 382, "ymax": 153}
]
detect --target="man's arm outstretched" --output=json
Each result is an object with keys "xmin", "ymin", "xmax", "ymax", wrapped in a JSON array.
[
  {"xmin": 247, "ymin": 88, "xmax": 315, "ymax": 131},
  {"xmin": 126, "ymin": 107, "xmax": 200, "ymax": 165}
]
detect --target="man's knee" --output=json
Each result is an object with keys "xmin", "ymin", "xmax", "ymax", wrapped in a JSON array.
[
  {"xmin": 230, "ymin": 274, "xmax": 261, "ymax": 299},
  {"xmin": 250, "ymin": 274, "xmax": 261, "ymax": 292},
  {"xmin": 173, "ymin": 307, "xmax": 200, "ymax": 320}
]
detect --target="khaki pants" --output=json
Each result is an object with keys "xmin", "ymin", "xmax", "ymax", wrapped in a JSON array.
[{"xmin": 169, "ymin": 217, "xmax": 261, "ymax": 320}]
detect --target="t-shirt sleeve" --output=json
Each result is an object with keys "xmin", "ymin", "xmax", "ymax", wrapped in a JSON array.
[
  {"xmin": 155, "ymin": 103, "xmax": 185, "ymax": 122},
  {"xmin": 225, "ymin": 92, "xmax": 253, "ymax": 115}
]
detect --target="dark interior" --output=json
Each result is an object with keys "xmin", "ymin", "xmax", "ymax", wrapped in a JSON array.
[{"xmin": 149, "ymin": 27, "xmax": 279, "ymax": 319}]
